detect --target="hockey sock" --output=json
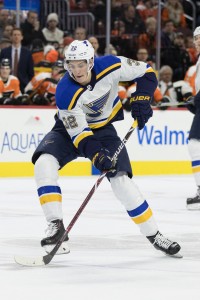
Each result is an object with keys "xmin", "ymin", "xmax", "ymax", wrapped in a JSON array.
[
  {"xmin": 34, "ymin": 154, "xmax": 63, "ymax": 222},
  {"xmin": 110, "ymin": 172, "xmax": 158, "ymax": 236}
]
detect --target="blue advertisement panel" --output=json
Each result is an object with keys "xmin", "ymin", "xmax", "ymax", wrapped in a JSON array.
[{"xmin": 3, "ymin": 0, "xmax": 40, "ymax": 12}]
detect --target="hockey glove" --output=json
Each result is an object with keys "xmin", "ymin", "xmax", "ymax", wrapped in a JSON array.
[
  {"xmin": 130, "ymin": 94, "xmax": 153, "ymax": 130},
  {"xmin": 157, "ymin": 96, "xmax": 171, "ymax": 110},
  {"xmin": 92, "ymin": 148, "xmax": 116, "ymax": 173},
  {"xmin": 32, "ymin": 94, "xmax": 50, "ymax": 105}
]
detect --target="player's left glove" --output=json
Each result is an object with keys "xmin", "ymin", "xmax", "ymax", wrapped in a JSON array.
[
  {"xmin": 92, "ymin": 148, "xmax": 116, "ymax": 173},
  {"xmin": 130, "ymin": 94, "xmax": 153, "ymax": 130}
]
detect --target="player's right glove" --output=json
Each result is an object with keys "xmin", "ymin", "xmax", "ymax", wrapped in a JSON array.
[
  {"xmin": 92, "ymin": 148, "xmax": 116, "ymax": 172},
  {"xmin": 130, "ymin": 94, "xmax": 153, "ymax": 130}
]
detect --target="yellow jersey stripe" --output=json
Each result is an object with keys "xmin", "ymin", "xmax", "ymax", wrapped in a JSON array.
[
  {"xmin": 40, "ymin": 194, "xmax": 62, "ymax": 205},
  {"xmin": 74, "ymin": 131, "xmax": 94, "ymax": 148},
  {"xmin": 68, "ymin": 88, "xmax": 84, "ymax": 110},
  {"xmin": 146, "ymin": 67, "xmax": 155, "ymax": 73},
  {"xmin": 192, "ymin": 166, "xmax": 200, "ymax": 173},
  {"xmin": 96, "ymin": 63, "xmax": 121, "ymax": 80},
  {"xmin": 131, "ymin": 207, "xmax": 153, "ymax": 224}
]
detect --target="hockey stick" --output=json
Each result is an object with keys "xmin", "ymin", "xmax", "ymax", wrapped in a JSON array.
[
  {"xmin": 154, "ymin": 97, "xmax": 194, "ymax": 108},
  {"xmin": 14, "ymin": 120, "xmax": 138, "ymax": 267}
]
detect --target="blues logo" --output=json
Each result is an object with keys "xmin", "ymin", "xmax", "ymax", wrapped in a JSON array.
[{"xmin": 84, "ymin": 90, "xmax": 110, "ymax": 117}]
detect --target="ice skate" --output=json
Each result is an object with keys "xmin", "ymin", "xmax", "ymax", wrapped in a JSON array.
[
  {"xmin": 187, "ymin": 190, "xmax": 200, "ymax": 210},
  {"xmin": 41, "ymin": 219, "xmax": 70, "ymax": 255},
  {"xmin": 147, "ymin": 231, "xmax": 181, "ymax": 257}
]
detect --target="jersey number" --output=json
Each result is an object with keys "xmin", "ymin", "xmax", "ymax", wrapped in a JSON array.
[{"xmin": 63, "ymin": 116, "xmax": 78, "ymax": 129}]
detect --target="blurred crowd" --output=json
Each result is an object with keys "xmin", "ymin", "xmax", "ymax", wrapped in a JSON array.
[{"xmin": 0, "ymin": 0, "xmax": 199, "ymax": 108}]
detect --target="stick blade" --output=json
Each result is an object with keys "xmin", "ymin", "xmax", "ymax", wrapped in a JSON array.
[{"xmin": 14, "ymin": 255, "xmax": 45, "ymax": 267}]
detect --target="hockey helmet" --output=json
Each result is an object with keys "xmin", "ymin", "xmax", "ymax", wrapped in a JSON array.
[
  {"xmin": 193, "ymin": 26, "xmax": 200, "ymax": 38},
  {"xmin": 65, "ymin": 40, "xmax": 94, "ymax": 62},
  {"xmin": 52, "ymin": 60, "xmax": 64, "ymax": 69},
  {"xmin": 64, "ymin": 40, "xmax": 94, "ymax": 78},
  {"xmin": 0, "ymin": 58, "xmax": 11, "ymax": 68}
]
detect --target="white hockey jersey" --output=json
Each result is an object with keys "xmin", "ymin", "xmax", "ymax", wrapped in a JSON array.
[{"xmin": 56, "ymin": 55, "xmax": 156, "ymax": 153}]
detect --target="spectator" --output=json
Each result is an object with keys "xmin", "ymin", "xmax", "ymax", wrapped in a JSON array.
[
  {"xmin": 59, "ymin": 36, "xmax": 74, "ymax": 59},
  {"xmin": 0, "ymin": 9, "xmax": 10, "ymax": 39},
  {"xmin": 0, "ymin": 28, "xmax": 34, "ymax": 92},
  {"xmin": 0, "ymin": 58, "xmax": 26, "ymax": 105},
  {"xmin": 161, "ymin": 31, "xmax": 192, "ymax": 81},
  {"xmin": 136, "ymin": 0, "xmax": 158, "ymax": 21},
  {"xmin": 121, "ymin": 4, "xmax": 145, "ymax": 35},
  {"xmin": 25, "ymin": 60, "xmax": 65, "ymax": 105},
  {"xmin": 73, "ymin": 27, "xmax": 87, "ymax": 41},
  {"xmin": 138, "ymin": 17, "xmax": 157, "ymax": 61},
  {"xmin": 2, "ymin": 24, "xmax": 14, "ymax": 41},
  {"xmin": 0, "ymin": 37, "xmax": 12, "ymax": 52},
  {"xmin": 31, "ymin": 38, "xmax": 45, "ymax": 65},
  {"xmin": 21, "ymin": 10, "xmax": 46, "ymax": 49},
  {"xmin": 43, "ymin": 45, "xmax": 59, "ymax": 63},
  {"xmin": 136, "ymin": 47, "xmax": 155, "ymax": 69},
  {"xmin": 88, "ymin": 36, "xmax": 102, "ymax": 57},
  {"xmin": 185, "ymin": 35, "xmax": 198, "ymax": 64},
  {"xmin": 158, "ymin": 65, "xmax": 193, "ymax": 105},
  {"xmin": 42, "ymin": 13, "xmax": 64, "ymax": 50},
  {"xmin": 161, "ymin": 0, "xmax": 186, "ymax": 29},
  {"xmin": 161, "ymin": 20, "xmax": 176, "ymax": 48},
  {"xmin": 90, "ymin": 0, "xmax": 106, "ymax": 34},
  {"xmin": 111, "ymin": 20, "xmax": 126, "ymax": 38}
]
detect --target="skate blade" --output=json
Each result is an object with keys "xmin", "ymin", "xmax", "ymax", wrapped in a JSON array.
[
  {"xmin": 43, "ymin": 241, "xmax": 70, "ymax": 255},
  {"xmin": 165, "ymin": 252, "xmax": 183, "ymax": 259},
  {"xmin": 187, "ymin": 203, "xmax": 200, "ymax": 210}
]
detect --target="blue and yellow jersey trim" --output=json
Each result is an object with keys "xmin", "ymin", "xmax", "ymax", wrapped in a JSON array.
[
  {"xmin": 145, "ymin": 64, "xmax": 155, "ymax": 73},
  {"xmin": 72, "ymin": 127, "xmax": 94, "ymax": 148},
  {"xmin": 191, "ymin": 160, "xmax": 200, "ymax": 173},
  {"xmin": 37, "ymin": 185, "xmax": 62, "ymax": 205},
  {"xmin": 56, "ymin": 73, "xmax": 85, "ymax": 110},
  {"xmin": 127, "ymin": 200, "xmax": 153, "ymax": 224},
  {"xmin": 94, "ymin": 55, "xmax": 121, "ymax": 82}
]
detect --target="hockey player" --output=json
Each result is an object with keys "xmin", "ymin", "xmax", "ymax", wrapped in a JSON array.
[
  {"xmin": 32, "ymin": 40, "xmax": 181, "ymax": 256},
  {"xmin": 0, "ymin": 58, "xmax": 22, "ymax": 104},
  {"xmin": 186, "ymin": 26, "xmax": 200, "ymax": 209},
  {"xmin": 24, "ymin": 60, "xmax": 65, "ymax": 105}
]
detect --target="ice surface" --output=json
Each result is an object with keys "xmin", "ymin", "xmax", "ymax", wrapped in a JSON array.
[{"xmin": 1, "ymin": 175, "xmax": 200, "ymax": 300}]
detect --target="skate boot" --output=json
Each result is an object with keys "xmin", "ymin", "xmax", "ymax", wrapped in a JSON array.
[
  {"xmin": 147, "ymin": 231, "xmax": 181, "ymax": 257},
  {"xmin": 41, "ymin": 219, "xmax": 70, "ymax": 255},
  {"xmin": 187, "ymin": 189, "xmax": 200, "ymax": 210}
]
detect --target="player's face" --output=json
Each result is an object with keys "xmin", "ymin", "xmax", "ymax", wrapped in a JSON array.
[
  {"xmin": 51, "ymin": 67, "xmax": 64, "ymax": 80},
  {"xmin": 194, "ymin": 34, "xmax": 200, "ymax": 53},
  {"xmin": 0, "ymin": 66, "xmax": 10, "ymax": 80},
  {"xmin": 67, "ymin": 60, "xmax": 91, "ymax": 85}
]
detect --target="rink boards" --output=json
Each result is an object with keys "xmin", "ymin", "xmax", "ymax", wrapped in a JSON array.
[{"xmin": 0, "ymin": 106, "xmax": 194, "ymax": 177}]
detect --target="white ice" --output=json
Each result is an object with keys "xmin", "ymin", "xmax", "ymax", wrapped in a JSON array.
[{"xmin": 1, "ymin": 175, "xmax": 200, "ymax": 300}]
